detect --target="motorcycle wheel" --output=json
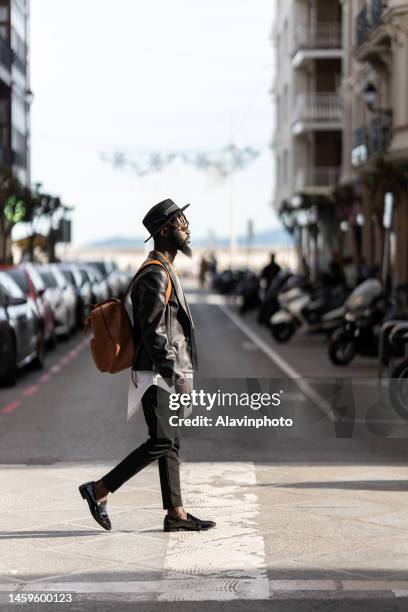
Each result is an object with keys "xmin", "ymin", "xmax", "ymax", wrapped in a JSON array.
[
  {"xmin": 328, "ymin": 332, "xmax": 356, "ymax": 366},
  {"xmin": 271, "ymin": 322, "xmax": 295, "ymax": 343},
  {"xmin": 389, "ymin": 360, "xmax": 408, "ymax": 421}
]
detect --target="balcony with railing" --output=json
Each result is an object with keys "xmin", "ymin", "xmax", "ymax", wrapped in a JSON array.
[
  {"xmin": 0, "ymin": 34, "xmax": 11, "ymax": 85},
  {"xmin": 292, "ymin": 93, "xmax": 343, "ymax": 134},
  {"xmin": 296, "ymin": 166, "xmax": 341, "ymax": 193},
  {"xmin": 355, "ymin": 0, "xmax": 390, "ymax": 60},
  {"xmin": 0, "ymin": 35, "xmax": 11, "ymax": 69},
  {"xmin": 351, "ymin": 116, "xmax": 393, "ymax": 166},
  {"xmin": 293, "ymin": 22, "xmax": 342, "ymax": 67}
]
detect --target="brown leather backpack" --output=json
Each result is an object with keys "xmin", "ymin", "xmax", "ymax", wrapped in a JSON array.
[{"xmin": 83, "ymin": 259, "xmax": 172, "ymax": 374}]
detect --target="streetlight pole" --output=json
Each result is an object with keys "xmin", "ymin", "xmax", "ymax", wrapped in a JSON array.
[{"xmin": 228, "ymin": 172, "xmax": 235, "ymax": 270}]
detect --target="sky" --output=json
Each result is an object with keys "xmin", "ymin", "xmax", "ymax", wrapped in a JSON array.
[{"xmin": 30, "ymin": 0, "xmax": 277, "ymax": 246}]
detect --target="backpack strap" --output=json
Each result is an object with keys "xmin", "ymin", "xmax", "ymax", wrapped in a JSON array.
[{"xmin": 122, "ymin": 258, "xmax": 172, "ymax": 305}]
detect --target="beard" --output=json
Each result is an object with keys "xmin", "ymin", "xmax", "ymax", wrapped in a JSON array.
[
  {"xmin": 170, "ymin": 228, "xmax": 193, "ymax": 258},
  {"xmin": 180, "ymin": 243, "xmax": 193, "ymax": 258}
]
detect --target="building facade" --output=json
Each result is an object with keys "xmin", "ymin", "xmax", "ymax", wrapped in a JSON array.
[
  {"xmin": 273, "ymin": 0, "xmax": 408, "ymax": 289},
  {"xmin": 0, "ymin": 0, "xmax": 31, "ymax": 260},
  {"xmin": 342, "ymin": 0, "xmax": 408, "ymax": 289},
  {"xmin": 0, "ymin": 0, "xmax": 30, "ymax": 185},
  {"xmin": 273, "ymin": 0, "xmax": 344, "ymax": 279}
]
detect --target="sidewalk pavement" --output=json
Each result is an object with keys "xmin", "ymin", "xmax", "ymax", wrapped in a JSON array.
[{"xmin": 1, "ymin": 460, "xmax": 408, "ymax": 607}]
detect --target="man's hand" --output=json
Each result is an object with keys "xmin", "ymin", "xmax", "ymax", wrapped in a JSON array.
[{"xmin": 175, "ymin": 378, "xmax": 192, "ymax": 396}]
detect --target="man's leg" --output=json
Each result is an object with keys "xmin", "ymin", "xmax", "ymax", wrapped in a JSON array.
[
  {"xmin": 158, "ymin": 429, "xmax": 182, "ymax": 510},
  {"xmin": 98, "ymin": 386, "xmax": 182, "ymax": 507}
]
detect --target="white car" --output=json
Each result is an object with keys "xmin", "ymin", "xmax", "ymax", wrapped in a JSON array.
[{"xmin": 37, "ymin": 265, "xmax": 76, "ymax": 338}]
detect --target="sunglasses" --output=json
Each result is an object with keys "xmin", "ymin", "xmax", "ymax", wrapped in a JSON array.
[{"xmin": 168, "ymin": 213, "xmax": 189, "ymax": 231}]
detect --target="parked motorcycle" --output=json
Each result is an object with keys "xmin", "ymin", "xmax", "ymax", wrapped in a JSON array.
[
  {"xmin": 212, "ymin": 269, "xmax": 244, "ymax": 295},
  {"xmin": 385, "ymin": 321, "xmax": 408, "ymax": 421},
  {"xmin": 328, "ymin": 279, "xmax": 389, "ymax": 366},
  {"xmin": 270, "ymin": 282, "xmax": 346, "ymax": 343},
  {"xmin": 257, "ymin": 269, "xmax": 293, "ymax": 327}
]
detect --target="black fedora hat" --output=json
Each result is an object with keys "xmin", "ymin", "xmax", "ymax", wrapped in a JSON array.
[{"xmin": 143, "ymin": 199, "xmax": 190, "ymax": 243}]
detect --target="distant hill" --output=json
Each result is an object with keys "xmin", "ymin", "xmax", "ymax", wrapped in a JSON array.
[
  {"xmin": 89, "ymin": 236, "xmax": 146, "ymax": 248},
  {"xmin": 88, "ymin": 227, "xmax": 291, "ymax": 248}
]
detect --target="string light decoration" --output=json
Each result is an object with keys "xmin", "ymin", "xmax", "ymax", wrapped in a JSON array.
[{"xmin": 100, "ymin": 143, "xmax": 260, "ymax": 178}]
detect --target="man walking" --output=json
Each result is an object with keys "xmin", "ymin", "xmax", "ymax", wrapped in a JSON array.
[{"xmin": 79, "ymin": 199, "xmax": 216, "ymax": 533}]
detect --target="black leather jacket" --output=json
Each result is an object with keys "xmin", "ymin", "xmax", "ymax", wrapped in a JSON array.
[{"xmin": 130, "ymin": 250, "xmax": 198, "ymax": 386}]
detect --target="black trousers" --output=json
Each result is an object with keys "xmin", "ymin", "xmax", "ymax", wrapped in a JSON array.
[{"xmin": 101, "ymin": 385, "xmax": 182, "ymax": 509}]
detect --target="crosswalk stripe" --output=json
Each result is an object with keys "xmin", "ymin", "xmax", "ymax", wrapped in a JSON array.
[{"xmin": 159, "ymin": 462, "xmax": 270, "ymax": 601}]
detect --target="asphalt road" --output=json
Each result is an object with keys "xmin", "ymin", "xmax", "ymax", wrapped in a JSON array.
[
  {"xmin": 0, "ymin": 286, "xmax": 407, "ymax": 465},
  {"xmin": 0, "ymin": 287, "xmax": 285, "ymax": 465}
]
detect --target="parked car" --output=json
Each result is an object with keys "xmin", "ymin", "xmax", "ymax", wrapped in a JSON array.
[
  {"xmin": 80, "ymin": 264, "xmax": 109, "ymax": 303},
  {"xmin": 118, "ymin": 268, "xmax": 134, "ymax": 298},
  {"xmin": 1, "ymin": 264, "xmax": 57, "ymax": 349},
  {"xmin": 87, "ymin": 260, "xmax": 121, "ymax": 298},
  {"xmin": 37, "ymin": 265, "xmax": 73, "ymax": 339},
  {"xmin": 0, "ymin": 271, "xmax": 45, "ymax": 386},
  {"xmin": 58, "ymin": 263, "xmax": 92, "ymax": 328},
  {"xmin": 48, "ymin": 264, "xmax": 78, "ymax": 334}
]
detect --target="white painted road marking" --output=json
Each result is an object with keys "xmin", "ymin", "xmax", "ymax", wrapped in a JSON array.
[
  {"xmin": 160, "ymin": 462, "xmax": 270, "ymax": 601},
  {"xmin": 242, "ymin": 341, "xmax": 259, "ymax": 351},
  {"xmin": 218, "ymin": 303, "xmax": 335, "ymax": 421}
]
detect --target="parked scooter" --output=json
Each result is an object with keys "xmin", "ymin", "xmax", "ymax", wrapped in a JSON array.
[
  {"xmin": 328, "ymin": 279, "xmax": 389, "ymax": 366},
  {"xmin": 386, "ymin": 321, "xmax": 408, "ymax": 421},
  {"xmin": 270, "ymin": 282, "xmax": 346, "ymax": 343},
  {"xmin": 257, "ymin": 269, "xmax": 293, "ymax": 326}
]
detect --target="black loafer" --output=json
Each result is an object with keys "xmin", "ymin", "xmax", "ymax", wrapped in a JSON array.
[
  {"xmin": 187, "ymin": 512, "xmax": 216, "ymax": 530},
  {"xmin": 164, "ymin": 514, "xmax": 202, "ymax": 532},
  {"xmin": 79, "ymin": 481, "xmax": 111, "ymax": 531}
]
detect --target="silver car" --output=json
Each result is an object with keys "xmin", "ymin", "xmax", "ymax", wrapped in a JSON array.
[
  {"xmin": 0, "ymin": 271, "xmax": 45, "ymax": 385},
  {"xmin": 80, "ymin": 264, "xmax": 109, "ymax": 304},
  {"xmin": 59, "ymin": 263, "xmax": 92, "ymax": 327}
]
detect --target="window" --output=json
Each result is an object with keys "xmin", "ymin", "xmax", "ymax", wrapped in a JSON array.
[
  {"xmin": 0, "ymin": 271, "xmax": 24, "ymax": 298},
  {"xmin": 62, "ymin": 269, "xmax": 76, "ymax": 287},
  {"xmin": 79, "ymin": 269, "xmax": 90, "ymax": 284},
  {"xmin": 24, "ymin": 265, "xmax": 45, "ymax": 292},
  {"xmin": 5, "ymin": 268, "xmax": 28, "ymax": 295},
  {"xmin": 39, "ymin": 271, "xmax": 57, "ymax": 289}
]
